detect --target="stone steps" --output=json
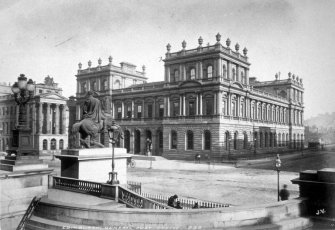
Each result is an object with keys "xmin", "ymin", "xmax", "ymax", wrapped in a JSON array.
[{"xmin": 26, "ymin": 215, "xmax": 85, "ymax": 230}]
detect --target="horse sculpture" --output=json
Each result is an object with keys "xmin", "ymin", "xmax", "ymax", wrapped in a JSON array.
[{"xmin": 71, "ymin": 91, "xmax": 122, "ymax": 148}]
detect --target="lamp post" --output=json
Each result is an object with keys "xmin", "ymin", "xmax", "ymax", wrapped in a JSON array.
[
  {"xmin": 107, "ymin": 122, "xmax": 122, "ymax": 185},
  {"xmin": 11, "ymin": 74, "xmax": 35, "ymax": 129},
  {"xmin": 254, "ymin": 136, "xmax": 257, "ymax": 156},
  {"xmin": 275, "ymin": 154, "xmax": 281, "ymax": 201}
]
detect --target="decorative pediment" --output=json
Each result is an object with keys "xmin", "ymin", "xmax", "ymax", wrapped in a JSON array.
[
  {"xmin": 232, "ymin": 82, "xmax": 243, "ymax": 89},
  {"xmin": 179, "ymin": 80, "xmax": 202, "ymax": 88},
  {"xmin": 37, "ymin": 92, "xmax": 68, "ymax": 101}
]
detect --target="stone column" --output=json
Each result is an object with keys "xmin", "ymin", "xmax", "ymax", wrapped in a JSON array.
[
  {"xmin": 183, "ymin": 64, "xmax": 186, "ymax": 80},
  {"xmin": 112, "ymin": 102, "xmax": 115, "ymax": 119},
  {"xmin": 166, "ymin": 66, "xmax": 170, "ymax": 82},
  {"xmin": 199, "ymin": 93, "xmax": 203, "ymax": 115},
  {"xmin": 196, "ymin": 94, "xmax": 199, "ymax": 115},
  {"xmin": 55, "ymin": 104, "xmax": 60, "ymax": 134},
  {"xmin": 183, "ymin": 95, "xmax": 186, "ymax": 116},
  {"xmin": 179, "ymin": 95, "xmax": 183, "ymax": 116},
  {"xmin": 199, "ymin": 62, "xmax": 203, "ymax": 79},
  {"xmin": 62, "ymin": 105, "xmax": 67, "ymax": 135},
  {"xmin": 46, "ymin": 103, "xmax": 51, "ymax": 134},
  {"xmin": 131, "ymin": 100, "xmax": 135, "ymax": 118},
  {"xmin": 38, "ymin": 103, "xmax": 43, "ymax": 133},
  {"xmin": 218, "ymin": 58, "xmax": 222, "ymax": 79},
  {"xmin": 214, "ymin": 93, "xmax": 217, "ymax": 115},
  {"xmin": 217, "ymin": 91, "xmax": 222, "ymax": 115},
  {"xmin": 121, "ymin": 101, "xmax": 125, "ymax": 118},
  {"xmin": 32, "ymin": 102, "xmax": 36, "ymax": 134},
  {"xmin": 167, "ymin": 97, "xmax": 170, "ymax": 117},
  {"xmin": 245, "ymin": 69, "xmax": 250, "ymax": 85}
]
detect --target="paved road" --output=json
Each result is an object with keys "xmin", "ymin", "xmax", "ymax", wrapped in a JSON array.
[
  {"xmin": 128, "ymin": 158, "xmax": 299, "ymax": 207},
  {"xmin": 243, "ymin": 151, "xmax": 335, "ymax": 172}
]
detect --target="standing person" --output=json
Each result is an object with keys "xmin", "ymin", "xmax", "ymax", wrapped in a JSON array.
[
  {"xmin": 168, "ymin": 194, "xmax": 178, "ymax": 207},
  {"xmin": 279, "ymin": 184, "xmax": 290, "ymax": 201}
]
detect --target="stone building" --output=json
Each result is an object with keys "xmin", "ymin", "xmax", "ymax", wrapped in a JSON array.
[
  {"xmin": 73, "ymin": 34, "xmax": 305, "ymax": 160},
  {"xmin": 0, "ymin": 76, "xmax": 69, "ymax": 154},
  {"xmin": 73, "ymin": 56, "xmax": 147, "ymax": 147}
]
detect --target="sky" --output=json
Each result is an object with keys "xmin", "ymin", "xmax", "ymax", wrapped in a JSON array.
[{"xmin": 0, "ymin": 0, "xmax": 334, "ymax": 119}]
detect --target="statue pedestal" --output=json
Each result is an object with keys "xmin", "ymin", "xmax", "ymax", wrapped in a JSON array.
[{"xmin": 56, "ymin": 148, "xmax": 130, "ymax": 184}]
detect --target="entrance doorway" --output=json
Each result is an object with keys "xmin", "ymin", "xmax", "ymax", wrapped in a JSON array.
[{"xmin": 134, "ymin": 129, "xmax": 141, "ymax": 154}]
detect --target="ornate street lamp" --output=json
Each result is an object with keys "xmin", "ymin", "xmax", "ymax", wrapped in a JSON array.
[
  {"xmin": 107, "ymin": 122, "xmax": 122, "ymax": 185},
  {"xmin": 11, "ymin": 74, "xmax": 35, "ymax": 129},
  {"xmin": 275, "ymin": 154, "xmax": 282, "ymax": 201}
]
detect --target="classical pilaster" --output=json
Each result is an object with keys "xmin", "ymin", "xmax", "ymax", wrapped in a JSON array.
[
  {"xmin": 214, "ymin": 93, "xmax": 217, "ymax": 115},
  {"xmin": 46, "ymin": 103, "xmax": 51, "ymax": 134},
  {"xmin": 218, "ymin": 58, "xmax": 222, "ymax": 79},
  {"xmin": 227, "ymin": 61, "xmax": 231, "ymax": 80},
  {"xmin": 38, "ymin": 103, "xmax": 43, "ymax": 133},
  {"xmin": 55, "ymin": 104, "xmax": 60, "ymax": 134},
  {"xmin": 217, "ymin": 91, "xmax": 222, "ymax": 115},
  {"xmin": 183, "ymin": 94, "xmax": 186, "ymax": 116},
  {"xmin": 62, "ymin": 105, "xmax": 67, "ymax": 135},
  {"xmin": 166, "ymin": 66, "xmax": 171, "ymax": 82},
  {"xmin": 167, "ymin": 97, "xmax": 170, "ymax": 117},
  {"xmin": 199, "ymin": 93, "xmax": 203, "ymax": 115},
  {"xmin": 199, "ymin": 62, "xmax": 203, "ymax": 79},
  {"xmin": 183, "ymin": 64, "xmax": 186, "ymax": 80},
  {"xmin": 121, "ymin": 101, "xmax": 125, "ymax": 118},
  {"xmin": 179, "ymin": 95, "xmax": 183, "ymax": 116},
  {"xmin": 131, "ymin": 100, "xmax": 135, "ymax": 118},
  {"xmin": 196, "ymin": 94, "xmax": 199, "ymax": 115}
]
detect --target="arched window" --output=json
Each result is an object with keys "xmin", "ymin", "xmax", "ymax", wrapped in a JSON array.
[
  {"xmin": 114, "ymin": 80, "xmax": 121, "ymax": 89},
  {"xmin": 260, "ymin": 133, "xmax": 263, "ymax": 148},
  {"xmin": 207, "ymin": 66, "xmax": 213, "ymax": 78},
  {"xmin": 233, "ymin": 132, "xmax": 238, "ymax": 150},
  {"xmin": 102, "ymin": 80, "xmax": 108, "ymax": 90},
  {"xmin": 43, "ymin": 139, "xmax": 48, "ymax": 150},
  {"xmin": 223, "ymin": 65, "xmax": 227, "ymax": 78},
  {"xmin": 225, "ymin": 131, "xmax": 230, "ymax": 150},
  {"xmin": 190, "ymin": 68, "xmax": 196, "ymax": 80},
  {"xmin": 92, "ymin": 81, "xmax": 97, "ymax": 91},
  {"xmin": 81, "ymin": 82, "xmax": 87, "ymax": 93},
  {"xmin": 51, "ymin": 139, "xmax": 56, "ymax": 150},
  {"xmin": 187, "ymin": 130, "xmax": 194, "ymax": 150},
  {"xmin": 243, "ymin": 132, "xmax": 248, "ymax": 149},
  {"xmin": 174, "ymin": 70, "xmax": 179, "ymax": 82},
  {"xmin": 204, "ymin": 130, "xmax": 211, "ymax": 150},
  {"xmin": 59, "ymin": 139, "xmax": 64, "ymax": 150},
  {"xmin": 171, "ymin": 131, "xmax": 177, "ymax": 149},
  {"xmin": 232, "ymin": 68, "xmax": 236, "ymax": 81}
]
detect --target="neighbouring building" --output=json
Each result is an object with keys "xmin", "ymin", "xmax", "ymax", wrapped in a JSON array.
[
  {"xmin": 73, "ymin": 34, "xmax": 305, "ymax": 160},
  {"xmin": 0, "ymin": 76, "xmax": 69, "ymax": 154}
]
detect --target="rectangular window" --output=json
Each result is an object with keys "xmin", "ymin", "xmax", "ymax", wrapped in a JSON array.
[
  {"xmin": 117, "ymin": 107, "xmax": 122, "ymax": 119},
  {"xmin": 137, "ymin": 105, "xmax": 142, "ymax": 118},
  {"xmin": 172, "ymin": 102, "xmax": 179, "ymax": 116},
  {"xmin": 147, "ymin": 104, "xmax": 153, "ymax": 118},
  {"xmin": 159, "ymin": 104, "xmax": 164, "ymax": 118},
  {"xmin": 206, "ymin": 99, "xmax": 213, "ymax": 115},
  {"xmin": 127, "ymin": 106, "xmax": 132, "ymax": 118},
  {"xmin": 189, "ymin": 101, "xmax": 195, "ymax": 116}
]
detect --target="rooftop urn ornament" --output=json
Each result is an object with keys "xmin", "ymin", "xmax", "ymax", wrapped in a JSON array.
[
  {"xmin": 275, "ymin": 73, "xmax": 278, "ymax": 80},
  {"xmin": 166, "ymin": 43, "xmax": 171, "ymax": 52},
  {"xmin": 300, "ymin": 78, "xmax": 303, "ymax": 83},
  {"xmin": 78, "ymin": 62, "xmax": 82, "ymax": 70},
  {"xmin": 288, "ymin": 72, "xmax": 292, "ymax": 78},
  {"xmin": 108, "ymin": 56, "xmax": 113, "ymax": 64},
  {"xmin": 226, "ymin": 38, "xmax": 231, "ymax": 48},
  {"xmin": 235, "ymin": 43, "xmax": 240, "ymax": 52},
  {"xmin": 198, "ymin": 36, "xmax": 203, "ymax": 46},
  {"xmin": 243, "ymin": 47, "xmax": 248, "ymax": 56},
  {"xmin": 296, "ymin": 76, "xmax": 299, "ymax": 82},
  {"xmin": 182, "ymin": 40, "xmax": 187, "ymax": 49},
  {"xmin": 88, "ymin": 60, "xmax": 92, "ymax": 68},
  {"xmin": 216, "ymin": 33, "xmax": 221, "ymax": 43},
  {"xmin": 98, "ymin": 58, "xmax": 102, "ymax": 66},
  {"xmin": 292, "ymin": 74, "xmax": 295, "ymax": 80},
  {"xmin": 142, "ymin": 65, "xmax": 146, "ymax": 73}
]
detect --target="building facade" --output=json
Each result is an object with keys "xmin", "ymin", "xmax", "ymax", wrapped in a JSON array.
[
  {"xmin": 74, "ymin": 34, "xmax": 305, "ymax": 160},
  {"xmin": 0, "ymin": 76, "xmax": 69, "ymax": 154}
]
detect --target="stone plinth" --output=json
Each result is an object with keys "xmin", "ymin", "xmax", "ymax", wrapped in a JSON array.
[
  {"xmin": 0, "ymin": 168, "xmax": 53, "ymax": 230},
  {"xmin": 292, "ymin": 168, "xmax": 335, "ymax": 218},
  {"xmin": 56, "ymin": 148, "xmax": 130, "ymax": 184}
]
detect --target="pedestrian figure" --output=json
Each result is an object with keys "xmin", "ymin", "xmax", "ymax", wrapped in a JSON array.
[
  {"xmin": 195, "ymin": 154, "xmax": 201, "ymax": 163},
  {"xmin": 192, "ymin": 202, "xmax": 199, "ymax": 209},
  {"xmin": 279, "ymin": 184, "xmax": 290, "ymax": 201},
  {"xmin": 168, "ymin": 194, "xmax": 178, "ymax": 207},
  {"xmin": 175, "ymin": 201, "xmax": 183, "ymax": 209}
]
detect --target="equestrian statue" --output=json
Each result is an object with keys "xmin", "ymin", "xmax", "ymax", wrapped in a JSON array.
[{"xmin": 71, "ymin": 91, "xmax": 122, "ymax": 148}]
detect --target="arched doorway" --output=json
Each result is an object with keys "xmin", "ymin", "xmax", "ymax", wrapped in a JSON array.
[
  {"xmin": 145, "ymin": 130, "xmax": 152, "ymax": 154},
  {"xmin": 134, "ymin": 129, "xmax": 141, "ymax": 154},
  {"xmin": 51, "ymin": 138, "xmax": 56, "ymax": 150},
  {"xmin": 124, "ymin": 130, "xmax": 130, "ymax": 153}
]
